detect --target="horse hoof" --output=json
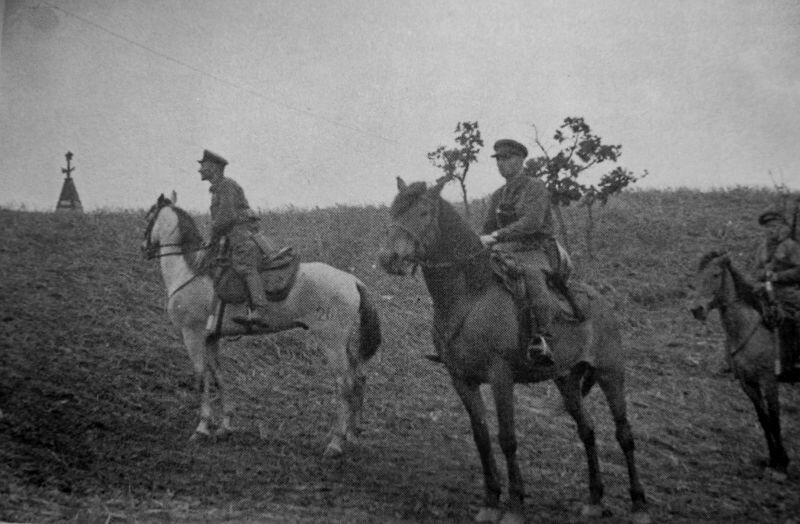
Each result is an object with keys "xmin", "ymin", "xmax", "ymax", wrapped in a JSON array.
[
  {"xmin": 499, "ymin": 510, "xmax": 526, "ymax": 524},
  {"xmin": 766, "ymin": 468, "xmax": 788, "ymax": 482},
  {"xmin": 214, "ymin": 427, "xmax": 232, "ymax": 439},
  {"xmin": 630, "ymin": 511, "xmax": 652, "ymax": 524},
  {"xmin": 323, "ymin": 442, "xmax": 343, "ymax": 459},
  {"xmin": 581, "ymin": 504, "xmax": 610, "ymax": 519},
  {"xmin": 189, "ymin": 430, "xmax": 211, "ymax": 442},
  {"xmin": 474, "ymin": 507, "xmax": 502, "ymax": 523}
]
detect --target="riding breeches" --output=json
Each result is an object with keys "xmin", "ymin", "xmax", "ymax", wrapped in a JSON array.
[
  {"xmin": 494, "ymin": 243, "xmax": 558, "ymax": 336},
  {"xmin": 227, "ymin": 223, "xmax": 269, "ymax": 308}
]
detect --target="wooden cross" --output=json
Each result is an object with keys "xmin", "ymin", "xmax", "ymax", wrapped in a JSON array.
[{"xmin": 61, "ymin": 151, "xmax": 75, "ymax": 179}]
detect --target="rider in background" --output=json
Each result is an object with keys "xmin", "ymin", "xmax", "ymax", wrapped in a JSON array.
[
  {"xmin": 198, "ymin": 149, "xmax": 277, "ymax": 327},
  {"xmin": 752, "ymin": 209, "xmax": 800, "ymax": 381},
  {"xmin": 479, "ymin": 138, "xmax": 558, "ymax": 367}
]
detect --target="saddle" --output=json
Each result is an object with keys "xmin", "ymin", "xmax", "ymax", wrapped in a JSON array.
[
  {"xmin": 488, "ymin": 250, "xmax": 588, "ymax": 323},
  {"xmin": 213, "ymin": 246, "xmax": 300, "ymax": 304}
]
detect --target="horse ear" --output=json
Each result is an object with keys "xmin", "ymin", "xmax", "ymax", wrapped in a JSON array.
[
  {"xmin": 432, "ymin": 176, "xmax": 447, "ymax": 195},
  {"xmin": 396, "ymin": 177, "xmax": 407, "ymax": 191},
  {"xmin": 171, "ymin": 190, "xmax": 177, "ymax": 204},
  {"xmin": 157, "ymin": 193, "xmax": 165, "ymax": 205}
]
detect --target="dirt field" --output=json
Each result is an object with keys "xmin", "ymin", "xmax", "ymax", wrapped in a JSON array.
[{"xmin": 1, "ymin": 188, "xmax": 799, "ymax": 523}]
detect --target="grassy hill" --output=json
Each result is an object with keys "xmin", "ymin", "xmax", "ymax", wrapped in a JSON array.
[{"xmin": 1, "ymin": 188, "xmax": 798, "ymax": 523}]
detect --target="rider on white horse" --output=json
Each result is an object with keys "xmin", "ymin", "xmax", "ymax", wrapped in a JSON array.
[{"xmin": 198, "ymin": 149, "xmax": 277, "ymax": 327}]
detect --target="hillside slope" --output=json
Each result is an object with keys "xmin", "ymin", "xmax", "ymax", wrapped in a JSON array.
[{"xmin": 1, "ymin": 188, "xmax": 799, "ymax": 523}]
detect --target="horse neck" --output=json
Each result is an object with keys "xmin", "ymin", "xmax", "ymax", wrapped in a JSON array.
[
  {"xmin": 717, "ymin": 264, "xmax": 761, "ymax": 341},
  {"xmin": 156, "ymin": 215, "xmax": 198, "ymax": 296},
  {"xmin": 422, "ymin": 202, "xmax": 489, "ymax": 311}
]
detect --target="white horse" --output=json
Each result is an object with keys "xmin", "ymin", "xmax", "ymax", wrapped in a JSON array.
[{"xmin": 141, "ymin": 193, "xmax": 381, "ymax": 457}]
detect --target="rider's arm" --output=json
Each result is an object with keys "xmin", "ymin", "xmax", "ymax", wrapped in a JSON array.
[
  {"xmin": 773, "ymin": 241, "xmax": 800, "ymax": 283},
  {"xmin": 211, "ymin": 180, "xmax": 241, "ymax": 237},
  {"xmin": 481, "ymin": 189, "xmax": 501, "ymax": 235},
  {"xmin": 494, "ymin": 178, "xmax": 550, "ymax": 242}
]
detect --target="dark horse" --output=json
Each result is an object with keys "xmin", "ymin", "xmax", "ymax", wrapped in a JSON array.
[
  {"xmin": 690, "ymin": 250, "xmax": 791, "ymax": 479},
  {"xmin": 378, "ymin": 178, "xmax": 649, "ymax": 524}
]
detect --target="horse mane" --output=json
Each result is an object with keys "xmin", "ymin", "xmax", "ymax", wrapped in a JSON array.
[
  {"xmin": 726, "ymin": 261, "xmax": 762, "ymax": 310},
  {"xmin": 390, "ymin": 181, "xmax": 429, "ymax": 218},
  {"xmin": 169, "ymin": 205, "xmax": 214, "ymax": 275},
  {"xmin": 698, "ymin": 250, "xmax": 726, "ymax": 271},
  {"xmin": 427, "ymin": 187, "xmax": 493, "ymax": 289},
  {"xmin": 698, "ymin": 250, "xmax": 761, "ymax": 310}
]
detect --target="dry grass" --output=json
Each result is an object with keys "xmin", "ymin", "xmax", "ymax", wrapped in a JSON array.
[{"xmin": 1, "ymin": 188, "xmax": 799, "ymax": 523}]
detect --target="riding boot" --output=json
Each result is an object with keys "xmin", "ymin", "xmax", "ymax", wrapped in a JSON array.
[
  {"xmin": 233, "ymin": 272, "xmax": 271, "ymax": 327},
  {"xmin": 526, "ymin": 307, "xmax": 555, "ymax": 367}
]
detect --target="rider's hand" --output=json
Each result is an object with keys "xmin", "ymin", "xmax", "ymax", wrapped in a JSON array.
[
  {"xmin": 764, "ymin": 270, "xmax": 776, "ymax": 282},
  {"xmin": 479, "ymin": 234, "xmax": 497, "ymax": 247}
]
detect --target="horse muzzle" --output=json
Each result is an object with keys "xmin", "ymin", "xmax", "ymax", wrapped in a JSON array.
[
  {"xmin": 690, "ymin": 304, "xmax": 708, "ymax": 321},
  {"xmin": 141, "ymin": 240, "xmax": 157, "ymax": 260},
  {"xmin": 377, "ymin": 249, "xmax": 409, "ymax": 276}
]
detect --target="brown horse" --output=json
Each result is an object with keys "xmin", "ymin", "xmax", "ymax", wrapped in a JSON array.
[
  {"xmin": 378, "ymin": 178, "xmax": 649, "ymax": 524},
  {"xmin": 690, "ymin": 250, "xmax": 790, "ymax": 479}
]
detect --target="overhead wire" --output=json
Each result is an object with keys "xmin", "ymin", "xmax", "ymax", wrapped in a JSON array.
[{"xmin": 37, "ymin": 0, "xmax": 406, "ymax": 148}]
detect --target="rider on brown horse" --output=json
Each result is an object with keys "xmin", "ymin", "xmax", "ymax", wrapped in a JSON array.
[
  {"xmin": 423, "ymin": 137, "xmax": 568, "ymax": 369},
  {"xmin": 198, "ymin": 149, "xmax": 277, "ymax": 327},
  {"xmin": 753, "ymin": 209, "xmax": 800, "ymax": 381}
]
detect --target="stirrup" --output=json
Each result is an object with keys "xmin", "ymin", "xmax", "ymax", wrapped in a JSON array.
[
  {"xmin": 425, "ymin": 353, "xmax": 444, "ymax": 364},
  {"xmin": 232, "ymin": 308, "xmax": 270, "ymax": 327},
  {"xmin": 526, "ymin": 336, "xmax": 555, "ymax": 366}
]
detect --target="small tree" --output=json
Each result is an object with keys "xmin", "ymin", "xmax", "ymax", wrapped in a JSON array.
[
  {"xmin": 524, "ymin": 117, "xmax": 646, "ymax": 259},
  {"xmin": 427, "ymin": 121, "xmax": 483, "ymax": 219}
]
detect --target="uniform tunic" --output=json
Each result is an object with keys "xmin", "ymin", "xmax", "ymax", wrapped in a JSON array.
[
  {"xmin": 209, "ymin": 176, "xmax": 257, "ymax": 237},
  {"xmin": 482, "ymin": 173, "xmax": 559, "ymax": 331},
  {"xmin": 482, "ymin": 174, "xmax": 554, "ymax": 244},
  {"xmin": 209, "ymin": 176, "xmax": 274, "ymax": 277},
  {"xmin": 753, "ymin": 236, "xmax": 800, "ymax": 315}
]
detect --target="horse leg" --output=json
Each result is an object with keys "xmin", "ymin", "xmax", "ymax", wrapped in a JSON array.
[
  {"xmin": 740, "ymin": 379, "xmax": 783, "ymax": 474},
  {"xmin": 598, "ymin": 369, "xmax": 650, "ymax": 524},
  {"xmin": 182, "ymin": 326, "xmax": 213, "ymax": 439},
  {"xmin": 451, "ymin": 378, "xmax": 503, "ymax": 523},
  {"xmin": 554, "ymin": 371, "xmax": 606, "ymax": 519},
  {"xmin": 207, "ymin": 336, "xmax": 235, "ymax": 435},
  {"xmin": 488, "ymin": 365, "xmax": 526, "ymax": 523},
  {"xmin": 762, "ymin": 378, "xmax": 789, "ymax": 477},
  {"xmin": 319, "ymin": 329, "xmax": 363, "ymax": 458}
]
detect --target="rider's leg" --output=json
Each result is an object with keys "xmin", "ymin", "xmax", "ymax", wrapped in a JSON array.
[
  {"xmin": 231, "ymin": 238, "xmax": 270, "ymax": 326},
  {"xmin": 523, "ymin": 268, "xmax": 556, "ymax": 366}
]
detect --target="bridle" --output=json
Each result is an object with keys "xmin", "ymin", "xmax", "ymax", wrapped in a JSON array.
[
  {"xmin": 707, "ymin": 256, "xmax": 761, "ymax": 357},
  {"xmin": 390, "ymin": 194, "xmax": 486, "ymax": 271},
  {"xmin": 142, "ymin": 202, "xmax": 208, "ymax": 260}
]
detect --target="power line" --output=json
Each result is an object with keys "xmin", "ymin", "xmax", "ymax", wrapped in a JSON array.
[{"xmin": 38, "ymin": 0, "xmax": 403, "ymax": 146}]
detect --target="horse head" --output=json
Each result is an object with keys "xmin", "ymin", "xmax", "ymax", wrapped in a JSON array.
[
  {"xmin": 141, "ymin": 193, "xmax": 179, "ymax": 259},
  {"xmin": 690, "ymin": 250, "xmax": 730, "ymax": 321},
  {"xmin": 378, "ymin": 177, "xmax": 445, "ymax": 275}
]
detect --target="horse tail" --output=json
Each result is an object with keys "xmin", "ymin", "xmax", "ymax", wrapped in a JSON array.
[{"xmin": 356, "ymin": 281, "xmax": 381, "ymax": 361}]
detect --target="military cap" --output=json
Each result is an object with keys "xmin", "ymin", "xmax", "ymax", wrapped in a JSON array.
[
  {"xmin": 491, "ymin": 139, "xmax": 528, "ymax": 159},
  {"xmin": 758, "ymin": 209, "xmax": 787, "ymax": 226},
  {"xmin": 198, "ymin": 149, "xmax": 228, "ymax": 167}
]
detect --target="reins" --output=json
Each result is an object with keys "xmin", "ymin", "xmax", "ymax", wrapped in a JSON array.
[
  {"xmin": 716, "ymin": 258, "xmax": 765, "ymax": 357},
  {"xmin": 143, "ymin": 203, "xmax": 210, "ymax": 300},
  {"xmin": 390, "ymin": 195, "xmax": 487, "ymax": 272}
]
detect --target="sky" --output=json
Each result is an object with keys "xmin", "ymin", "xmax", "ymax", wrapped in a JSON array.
[{"xmin": 1, "ymin": 0, "xmax": 799, "ymax": 212}]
